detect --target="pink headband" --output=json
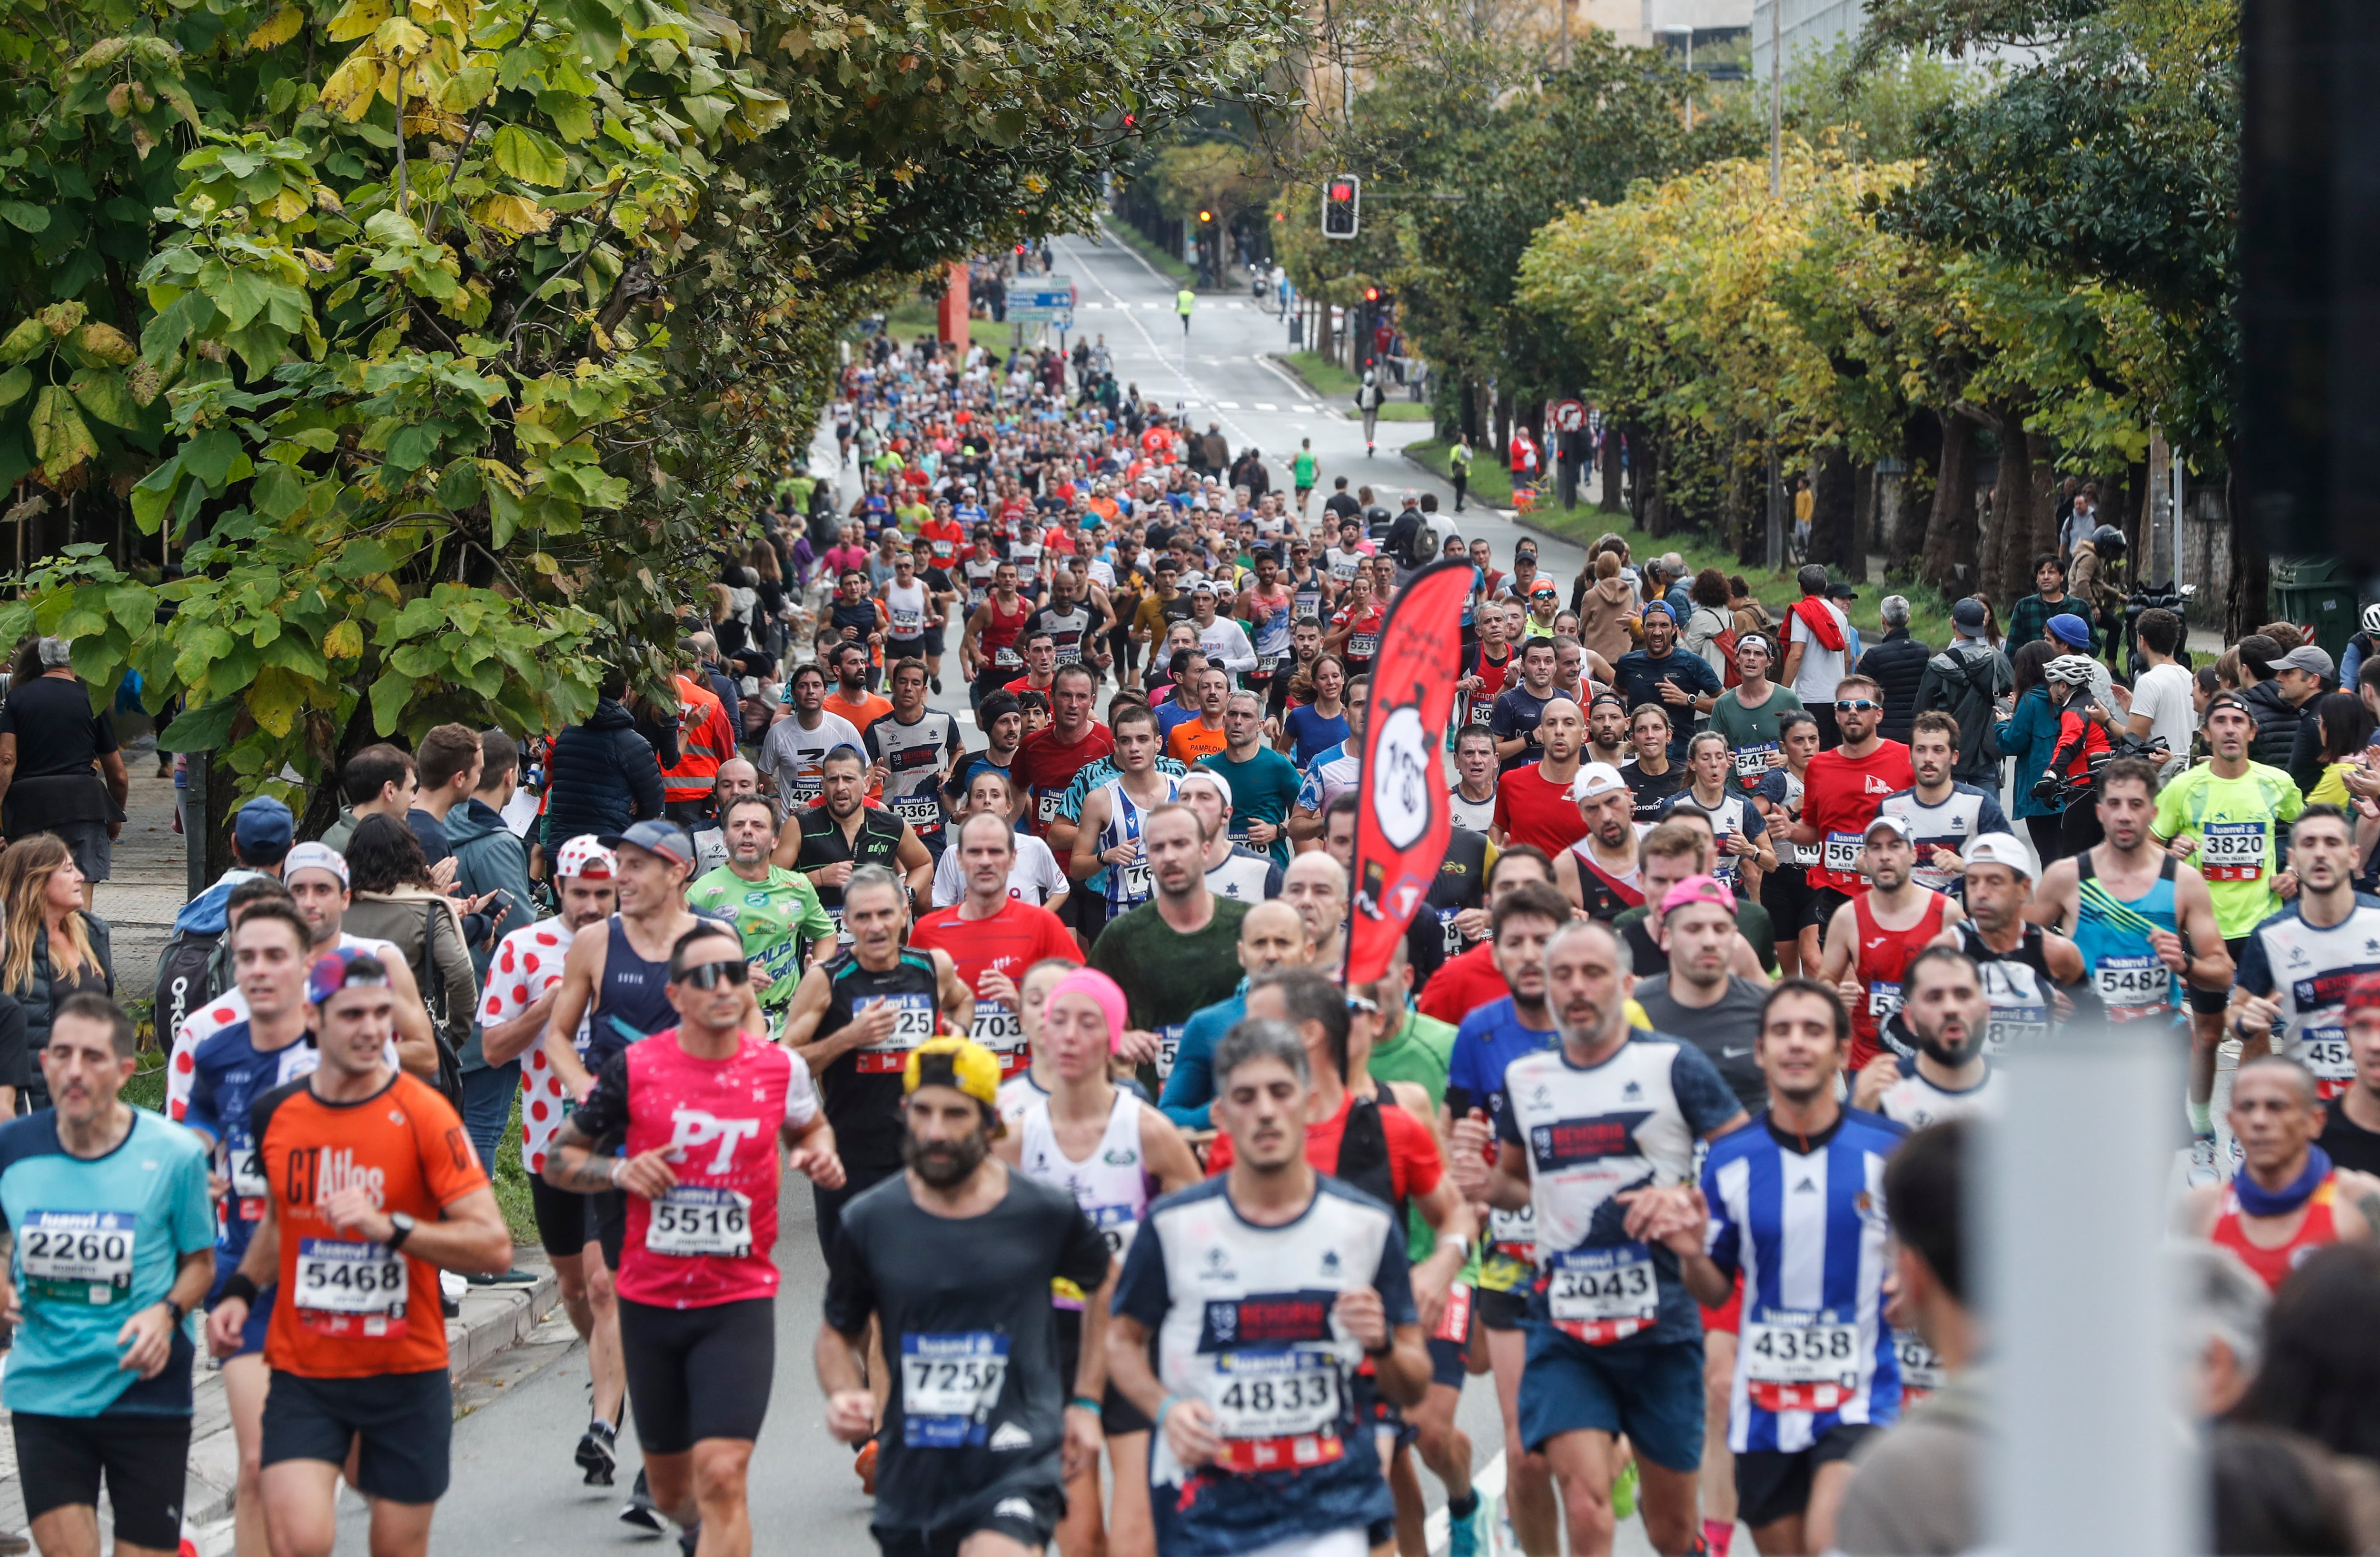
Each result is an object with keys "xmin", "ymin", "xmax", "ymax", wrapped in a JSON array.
[{"xmin": 1047, "ymin": 968, "xmax": 1128, "ymax": 1052}]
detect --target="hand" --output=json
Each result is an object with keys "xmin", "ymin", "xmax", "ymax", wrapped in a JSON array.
[
  {"xmin": 429, "ymin": 856, "xmax": 460, "ymax": 892},
  {"xmin": 461, "ymin": 888, "xmax": 500, "ymax": 916},
  {"xmin": 747, "ymin": 966, "xmax": 774, "ymax": 992},
  {"xmin": 2234, "ymin": 991, "xmax": 2282, "ymax": 1042},
  {"xmin": 814, "ymin": 860, "xmax": 855, "ymax": 889},
  {"xmin": 1448, "ymin": 1110, "xmax": 1494, "ymax": 1199},
  {"xmin": 1929, "ymin": 845, "xmax": 1965, "ymax": 875},
  {"xmin": 2149, "ymin": 927, "xmax": 2190, "ymax": 976},
  {"xmin": 614, "ymin": 1148, "xmax": 680, "ymax": 1200},
  {"xmin": 1115, "ymin": 1028, "xmax": 1161, "ymax": 1067},
  {"xmin": 324, "ymin": 1184, "xmax": 394, "ymax": 1243},
  {"xmin": 1725, "ymin": 831, "xmax": 1758, "ymax": 857},
  {"xmin": 1335, "ymin": 1286, "xmax": 1390, "ymax": 1351},
  {"xmin": 1062, "ymin": 1401, "xmax": 1104, "ymax": 1481},
  {"xmin": 117, "ymin": 1302, "xmax": 178, "ymax": 1379},
  {"xmin": 1105, "ymin": 840, "xmax": 1141, "ymax": 868},
  {"xmin": 849, "ymin": 999, "xmax": 901, "ymax": 1049},
  {"xmin": 787, "ymin": 1144, "xmax": 846, "ymax": 1190},
  {"xmin": 2168, "ymin": 834, "xmax": 2199, "ymax": 859},
  {"xmin": 825, "ymin": 1389, "xmax": 878, "ymax": 1445},
  {"xmin": 1161, "ymin": 1396, "xmax": 1223, "ymax": 1469},
  {"xmin": 1243, "ymin": 818, "xmax": 1279, "ymax": 847},
  {"xmin": 1615, "ymin": 1185, "xmax": 1705, "ymax": 1254},
  {"xmin": 1851, "ymin": 1056, "xmax": 1897, "ymax": 1112},
  {"xmin": 1658, "ymin": 679, "xmax": 1690, "ymax": 705},
  {"xmin": 2275, "ymin": 870, "xmax": 2300, "ymax": 900},
  {"xmin": 0, "ymin": 1282, "xmax": 16, "ymax": 1329},
  {"xmin": 2050, "ymin": 985, "xmax": 2077, "ymax": 1022},
  {"xmin": 1838, "ymin": 971, "xmax": 1864, "ymax": 1012},
  {"xmin": 206, "ymin": 1297, "xmax": 250, "ymax": 1358},
  {"xmin": 1412, "ymin": 1263, "xmax": 1453, "ymax": 1337}
]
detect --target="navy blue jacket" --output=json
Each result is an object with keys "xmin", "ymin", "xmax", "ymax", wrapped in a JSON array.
[{"xmin": 542, "ymin": 699, "xmax": 664, "ymax": 848}]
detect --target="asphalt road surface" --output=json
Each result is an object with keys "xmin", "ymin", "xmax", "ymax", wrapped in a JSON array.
[{"xmin": 366, "ymin": 226, "xmax": 1676, "ymax": 1557}]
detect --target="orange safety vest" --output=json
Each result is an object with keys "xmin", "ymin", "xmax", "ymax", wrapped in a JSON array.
[{"xmin": 661, "ymin": 673, "xmax": 736, "ymax": 803}]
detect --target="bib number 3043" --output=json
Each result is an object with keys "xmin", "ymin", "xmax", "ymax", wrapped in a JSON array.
[
  {"xmin": 1547, "ymin": 1243, "xmax": 1659, "ymax": 1345},
  {"xmin": 20, "ymin": 1210, "xmax": 135, "ymax": 1306},
  {"xmin": 294, "ymin": 1238, "xmax": 408, "ymax": 1338}
]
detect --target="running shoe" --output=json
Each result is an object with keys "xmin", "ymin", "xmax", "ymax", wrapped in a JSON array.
[
  {"xmin": 2187, "ymin": 1135, "xmax": 2220, "ymax": 1186},
  {"xmin": 620, "ymin": 1468, "xmax": 664, "ymax": 1533},
  {"xmin": 854, "ymin": 1435, "xmax": 879, "ymax": 1495},
  {"xmin": 1612, "ymin": 1459, "xmax": 1640, "ymax": 1523},
  {"xmin": 677, "ymin": 1523, "xmax": 700, "ymax": 1557},
  {"xmin": 576, "ymin": 1418, "xmax": 618, "ymax": 1486},
  {"xmin": 931, "ymin": 676, "xmax": 943, "ymax": 695},
  {"xmin": 1491, "ymin": 1494, "xmax": 1519, "ymax": 1557},
  {"xmin": 1702, "ymin": 1516, "xmax": 1736, "ymax": 1557},
  {"xmin": 1446, "ymin": 1494, "xmax": 1487, "ymax": 1557}
]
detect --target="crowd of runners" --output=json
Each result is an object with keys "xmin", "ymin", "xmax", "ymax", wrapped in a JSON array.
[{"xmin": 6, "ymin": 323, "xmax": 2380, "ymax": 1557}]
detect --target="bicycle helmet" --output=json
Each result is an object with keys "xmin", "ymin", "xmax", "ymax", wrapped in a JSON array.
[
  {"xmin": 2362, "ymin": 601, "xmax": 2380, "ymax": 637},
  {"xmin": 2045, "ymin": 654, "xmax": 2099, "ymax": 687},
  {"xmin": 2090, "ymin": 524, "xmax": 2127, "ymax": 562}
]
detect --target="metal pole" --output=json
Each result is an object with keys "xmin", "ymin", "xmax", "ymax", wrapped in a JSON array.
[
  {"xmin": 1765, "ymin": 439, "xmax": 1783, "ymax": 571},
  {"xmin": 1767, "ymin": 0, "xmax": 1783, "ymax": 197},
  {"xmin": 1986, "ymin": 1026, "xmax": 2194, "ymax": 1557},
  {"xmin": 185, "ymin": 750, "xmax": 210, "ymax": 899}
]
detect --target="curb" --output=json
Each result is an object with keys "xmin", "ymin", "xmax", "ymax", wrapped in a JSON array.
[{"xmin": 0, "ymin": 1260, "xmax": 561, "ymax": 1551}]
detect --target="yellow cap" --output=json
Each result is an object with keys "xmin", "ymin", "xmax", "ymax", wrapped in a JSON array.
[{"xmin": 902, "ymin": 1036, "xmax": 1002, "ymax": 1112}]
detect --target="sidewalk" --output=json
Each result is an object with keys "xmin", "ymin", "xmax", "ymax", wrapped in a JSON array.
[
  {"xmin": 0, "ymin": 1262, "xmax": 561, "ymax": 1552},
  {"xmin": 95, "ymin": 732, "xmax": 183, "ymax": 1005}
]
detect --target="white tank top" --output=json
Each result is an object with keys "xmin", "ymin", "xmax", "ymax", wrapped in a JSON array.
[
  {"xmin": 1018, "ymin": 1090, "xmax": 1151, "ymax": 1287},
  {"xmin": 884, "ymin": 577, "xmax": 930, "ymax": 639},
  {"xmin": 1099, "ymin": 772, "xmax": 1181, "ymax": 909}
]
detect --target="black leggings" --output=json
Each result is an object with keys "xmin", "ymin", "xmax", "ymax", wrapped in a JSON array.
[{"xmin": 617, "ymin": 1297, "xmax": 777, "ymax": 1453}]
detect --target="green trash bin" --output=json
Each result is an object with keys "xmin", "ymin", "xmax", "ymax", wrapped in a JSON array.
[{"xmin": 2270, "ymin": 557, "xmax": 2357, "ymax": 667}]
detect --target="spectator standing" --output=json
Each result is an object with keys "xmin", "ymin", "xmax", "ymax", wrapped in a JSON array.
[
  {"xmin": 1914, "ymin": 599, "xmax": 2014, "ymax": 787},
  {"xmin": 407, "ymin": 722, "xmax": 483, "ymax": 866},
  {"xmin": 2239, "ymin": 637, "xmax": 2320, "ymax": 776},
  {"xmin": 1573, "ymin": 551, "xmax": 1637, "ymax": 668},
  {"xmin": 318, "ymin": 742, "xmax": 416, "ymax": 855},
  {"xmin": 445, "ymin": 730, "xmax": 539, "ymax": 1166},
  {"xmin": 341, "ymin": 814, "xmax": 476, "ymax": 1107},
  {"xmin": 0, "ymin": 638, "xmax": 129, "ymax": 902},
  {"xmin": 0, "ymin": 834, "xmax": 114, "ymax": 1112},
  {"xmin": 2123, "ymin": 607, "xmax": 2198, "ymax": 766},
  {"xmin": 1680, "ymin": 569, "xmax": 1735, "ymax": 682},
  {"xmin": 1783, "ymin": 565, "xmax": 1855, "ymax": 747},
  {"xmin": 1995, "ymin": 641, "xmax": 2067, "ymax": 865},
  {"xmin": 1861, "ymin": 595, "xmax": 1931, "ymax": 747},
  {"xmin": 542, "ymin": 668, "xmax": 667, "ymax": 848},
  {"xmin": 2007, "ymin": 554, "xmax": 2092, "ymax": 656}
]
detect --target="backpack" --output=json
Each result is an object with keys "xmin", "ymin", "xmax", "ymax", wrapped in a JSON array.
[{"xmin": 153, "ymin": 929, "xmax": 233, "ymax": 1046}]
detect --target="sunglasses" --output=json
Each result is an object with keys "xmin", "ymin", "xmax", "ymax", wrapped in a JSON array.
[
  {"xmin": 1344, "ymin": 995, "xmax": 1382, "ymax": 1017},
  {"xmin": 1835, "ymin": 699, "xmax": 1879, "ymax": 713},
  {"xmin": 675, "ymin": 959, "xmax": 750, "ymax": 990}
]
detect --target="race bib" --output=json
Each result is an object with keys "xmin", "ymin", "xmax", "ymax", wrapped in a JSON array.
[
  {"xmin": 647, "ymin": 1186, "xmax": 752, "ymax": 1259},
  {"xmin": 230, "ymin": 1144, "xmax": 270, "ymax": 1203},
  {"xmin": 20, "ymin": 1210, "xmax": 134, "ymax": 1305},
  {"xmin": 1985, "ymin": 1004, "xmax": 2049, "ymax": 1053},
  {"xmin": 1743, "ymin": 1311, "xmax": 1862, "ymax": 1413},
  {"xmin": 1895, "ymin": 1328, "xmax": 1944, "ymax": 1405},
  {"xmin": 1348, "ymin": 632, "xmax": 1377, "ymax": 659},
  {"xmin": 2093, "ymin": 955, "xmax": 2172, "ymax": 1016},
  {"xmin": 1154, "ymin": 1023, "xmax": 1185, "ymax": 1081},
  {"xmin": 891, "ymin": 608, "xmax": 925, "ymax": 635},
  {"xmin": 1205, "ymin": 1348, "xmax": 1346, "ymax": 1473},
  {"xmin": 1437, "ymin": 907, "xmax": 1464, "ymax": 957},
  {"xmin": 1733, "ymin": 745, "xmax": 1776, "ymax": 782},
  {"xmin": 1823, "ymin": 831, "xmax": 1864, "ymax": 874},
  {"xmin": 1547, "ymin": 1243, "xmax": 1659, "ymax": 1345},
  {"xmin": 901, "ymin": 1332, "xmax": 1008, "ymax": 1447},
  {"xmin": 857, "ymin": 993, "xmax": 939, "ymax": 1072},
  {"xmin": 2297, "ymin": 1028, "xmax": 2354, "ymax": 1098},
  {"xmin": 293, "ymin": 1238, "xmax": 408, "ymax": 1337},
  {"xmin": 994, "ymin": 646, "xmax": 1022, "ymax": 669},
  {"xmin": 1488, "ymin": 1202, "xmax": 1536, "ymax": 1258},
  {"xmin": 1867, "ymin": 980, "xmax": 1904, "ymax": 1019},
  {"xmin": 2200, "ymin": 822, "xmax": 2267, "ymax": 882},
  {"xmin": 1086, "ymin": 1201, "xmax": 1140, "ymax": 1259},
  {"xmin": 891, "ymin": 793, "xmax": 943, "ymax": 831},
  {"xmin": 1116, "ymin": 860, "xmax": 1154, "ymax": 902},
  {"xmin": 971, "ymin": 1001, "xmax": 1024, "ymax": 1056},
  {"xmin": 1036, "ymin": 791, "xmax": 1064, "ymax": 826}
]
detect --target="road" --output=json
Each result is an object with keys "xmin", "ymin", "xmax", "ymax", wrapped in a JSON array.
[{"xmin": 367, "ymin": 223, "xmax": 1677, "ymax": 1557}]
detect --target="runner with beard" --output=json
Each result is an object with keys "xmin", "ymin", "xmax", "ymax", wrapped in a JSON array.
[
  {"xmin": 2029, "ymin": 758, "xmax": 2232, "ymax": 1177},
  {"xmin": 994, "ymin": 970, "xmax": 1202, "ymax": 1557},
  {"xmin": 960, "ymin": 560, "xmax": 1033, "ymax": 712},
  {"xmin": 864, "ymin": 660, "xmax": 963, "ymax": 859},
  {"xmin": 1876, "ymin": 948, "xmax": 2005, "ymax": 1128},
  {"xmin": 819, "ymin": 1038, "xmax": 1115, "ymax": 1557},
  {"xmin": 1584, "ymin": 694, "xmax": 1632, "ymax": 774},
  {"xmin": 1555, "ymin": 764, "xmax": 1645, "ymax": 921},
  {"xmin": 1752, "ymin": 712, "xmax": 1826, "ymax": 976},
  {"xmin": 1452, "ymin": 918, "xmax": 1747, "ymax": 1557},
  {"xmin": 1786, "ymin": 676, "xmax": 1913, "ymax": 935},
  {"xmin": 1930, "ymin": 834, "xmax": 2083, "ymax": 1056},
  {"xmin": 689, "ymin": 796, "xmax": 838, "ymax": 1037},
  {"xmin": 2228, "ymin": 805, "xmax": 2380, "ymax": 1103},
  {"xmin": 1874, "ymin": 714, "xmax": 2006, "ymax": 903},
  {"xmin": 784, "ymin": 747, "xmax": 935, "ymax": 939},
  {"xmin": 1815, "ymin": 816, "xmax": 1962, "ymax": 1088}
]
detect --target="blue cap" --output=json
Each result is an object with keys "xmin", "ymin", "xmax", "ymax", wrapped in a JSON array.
[
  {"xmin": 2045, "ymin": 613, "xmax": 2093, "ymax": 648},
  {"xmin": 234, "ymin": 796, "xmax": 293, "ymax": 863},
  {"xmin": 599, "ymin": 818, "xmax": 695, "ymax": 869},
  {"xmin": 1641, "ymin": 600, "xmax": 1677, "ymax": 622}
]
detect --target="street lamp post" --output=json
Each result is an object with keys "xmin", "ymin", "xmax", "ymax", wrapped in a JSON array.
[{"xmin": 1662, "ymin": 25, "xmax": 1695, "ymax": 131}]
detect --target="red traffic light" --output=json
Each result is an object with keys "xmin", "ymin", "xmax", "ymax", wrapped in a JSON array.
[
  {"xmin": 1198, "ymin": 210, "xmax": 1212, "ymax": 223},
  {"xmin": 1329, "ymin": 183, "xmax": 1353, "ymax": 200},
  {"xmin": 1274, "ymin": 211, "xmax": 1286, "ymax": 221},
  {"xmin": 1364, "ymin": 286, "xmax": 1380, "ymax": 301}
]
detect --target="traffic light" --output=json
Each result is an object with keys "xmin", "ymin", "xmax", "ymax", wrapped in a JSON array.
[
  {"xmin": 1197, "ymin": 210, "xmax": 1212, "ymax": 224},
  {"xmin": 1364, "ymin": 285, "xmax": 1380, "ymax": 302},
  {"xmin": 1322, "ymin": 176, "xmax": 1360, "ymax": 239}
]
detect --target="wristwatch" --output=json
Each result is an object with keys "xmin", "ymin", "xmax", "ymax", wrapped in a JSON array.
[{"xmin": 385, "ymin": 1211, "xmax": 418, "ymax": 1252}]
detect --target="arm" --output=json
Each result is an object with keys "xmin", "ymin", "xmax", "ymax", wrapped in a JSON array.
[
  {"xmin": 1068, "ymin": 789, "xmax": 1112, "ymax": 882},
  {"xmin": 100, "ymin": 748, "xmax": 130, "ymax": 821},
  {"xmin": 625, "ymin": 732, "xmax": 666, "ymax": 822},
  {"xmin": 0, "ymin": 732, "xmax": 13, "ymax": 805},
  {"xmin": 932, "ymin": 948, "xmax": 976, "ymax": 1036},
  {"xmin": 109, "ymin": 1244, "xmax": 214, "ymax": 1381},
  {"xmin": 1782, "ymin": 635, "xmax": 1804, "ymax": 686},
  {"xmin": 483, "ymin": 984, "xmax": 561, "ymax": 1068},
  {"xmin": 895, "ymin": 826, "xmax": 934, "ymax": 902},
  {"xmin": 542, "ymin": 932, "xmax": 605, "ymax": 1100},
  {"xmin": 815, "ymin": 1319, "xmax": 878, "ymax": 1444}
]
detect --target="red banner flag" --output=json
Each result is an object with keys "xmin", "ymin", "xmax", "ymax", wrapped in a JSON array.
[{"xmin": 1345, "ymin": 558, "xmax": 1470, "ymax": 986}]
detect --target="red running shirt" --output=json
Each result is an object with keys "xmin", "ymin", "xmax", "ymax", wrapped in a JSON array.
[
  {"xmin": 910, "ymin": 898, "xmax": 1077, "ymax": 1073},
  {"xmin": 2212, "ymin": 1174, "xmax": 2341, "ymax": 1292},
  {"xmin": 1849, "ymin": 889, "xmax": 1950, "ymax": 1072},
  {"xmin": 1013, "ymin": 722, "xmax": 1115, "ymax": 838},
  {"xmin": 1801, "ymin": 740, "xmax": 1915, "ymax": 894},
  {"xmin": 1492, "ymin": 763, "xmax": 1590, "ymax": 859},
  {"xmin": 574, "ymin": 1031, "xmax": 821, "ymax": 1309}
]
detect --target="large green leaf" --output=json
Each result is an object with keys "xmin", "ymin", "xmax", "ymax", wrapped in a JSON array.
[
  {"xmin": 489, "ymin": 124, "xmax": 570, "ymax": 187},
  {"xmin": 158, "ymin": 698, "xmax": 241, "ymax": 753}
]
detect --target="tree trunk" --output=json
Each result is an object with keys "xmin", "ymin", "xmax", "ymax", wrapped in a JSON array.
[
  {"xmin": 1493, "ymin": 391, "xmax": 1512, "ymax": 481},
  {"xmin": 1811, "ymin": 444, "xmax": 1861, "ymax": 579},
  {"xmin": 1849, "ymin": 460, "xmax": 1876, "ymax": 582},
  {"xmin": 1983, "ymin": 399, "xmax": 2035, "ymax": 608},
  {"xmin": 1889, "ymin": 411, "xmax": 1941, "ymax": 579},
  {"xmin": 1600, "ymin": 427, "xmax": 1625, "ymax": 513},
  {"xmin": 2025, "ymin": 431, "xmax": 2061, "ymax": 575},
  {"xmin": 2227, "ymin": 456, "xmax": 2267, "ymax": 639},
  {"xmin": 1921, "ymin": 409, "xmax": 1983, "ymax": 596}
]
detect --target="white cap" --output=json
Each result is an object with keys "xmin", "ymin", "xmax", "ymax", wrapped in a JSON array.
[
  {"xmin": 282, "ymin": 841, "xmax": 348, "ymax": 888},
  {"xmin": 1963, "ymin": 831, "xmax": 2036, "ymax": 878},
  {"xmin": 555, "ymin": 835, "xmax": 620, "ymax": 880},
  {"xmin": 1572, "ymin": 761, "xmax": 1628, "ymax": 803},
  {"xmin": 1180, "ymin": 769, "xmax": 1233, "ymax": 809},
  {"xmin": 1864, "ymin": 813, "xmax": 1914, "ymax": 842}
]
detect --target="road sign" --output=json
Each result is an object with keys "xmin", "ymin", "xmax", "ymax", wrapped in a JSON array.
[
  {"xmin": 1008, "ymin": 275, "xmax": 1076, "ymax": 326},
  {"xmin": 1555, "ymin": 399, "xmax": 1586, "ymax": 433}
]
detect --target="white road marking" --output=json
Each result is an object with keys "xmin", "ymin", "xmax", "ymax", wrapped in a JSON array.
[{"xmin": 1254, "ymin": 402, "xmax": 1278, "ymax": 411}]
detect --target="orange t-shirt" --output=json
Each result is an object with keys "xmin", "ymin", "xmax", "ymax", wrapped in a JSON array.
[
  {"xmin": 254, "ymin": 1070, "xmax": 488, "ymax": 1378},
  {"xmin": 1167, "ymin": 718, "xmax": 1229, "ymax": 765},
  {"xmin": 823, "ymin": 691, "xmax": 892, "ymax": 738}
]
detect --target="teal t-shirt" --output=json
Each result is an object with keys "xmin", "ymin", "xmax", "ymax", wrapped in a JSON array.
[
  {"xmin": 0, "ymin": 1109, "xmax": 213, "ymax": 1417},
  {"xmin": 1202, "ymin": 747, "xmax": 1303, "ymax": 868}
]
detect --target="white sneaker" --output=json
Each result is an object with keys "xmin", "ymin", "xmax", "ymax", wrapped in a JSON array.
[{"xmin": 2187, "ymin": 1135, "xmax": 2221, "ymax": 1186}]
